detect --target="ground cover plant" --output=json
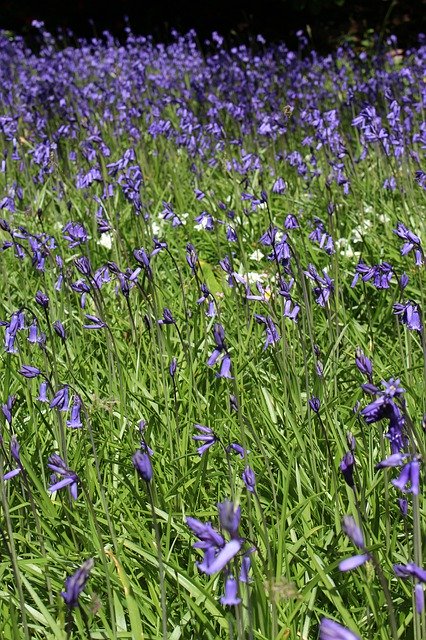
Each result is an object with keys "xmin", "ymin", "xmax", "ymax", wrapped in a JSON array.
[{"xmin": 0, "ymin": 23, "xmax": 425, "ymax": 640}]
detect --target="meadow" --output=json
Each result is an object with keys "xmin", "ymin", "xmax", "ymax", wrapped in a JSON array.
[{"xmin": 0, "ymin": 23, "xmax": 425, "ymax": 639}]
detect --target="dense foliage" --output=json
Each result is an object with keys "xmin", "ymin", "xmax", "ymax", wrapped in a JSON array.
[{"xmin": 0, "ymin": 24, "xmax": 425, "ymax": 640}]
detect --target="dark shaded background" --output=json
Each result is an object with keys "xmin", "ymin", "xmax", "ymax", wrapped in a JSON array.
[{"xmin": 1, "ymin": 0, "xmax": 425, "ymax": 50}]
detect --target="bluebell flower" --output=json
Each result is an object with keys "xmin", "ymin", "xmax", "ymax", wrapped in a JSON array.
[
  {"xmin": 393, "ymin": 302, "xmax": 422, "ymax": 331},
  {"xmin": 83, "ymin": 315, "xmax": 107, "ymax": 330},
  {"xmin": 3, "ymin": 436, "xmax": 22, "ymax": 480},
  {"xmin": 220, "ymin": 576, "xmax": 241, "ymax": 606},
  {"xmin": 254, "ymin": 314, "xmax": 280, "ymax": 349},
  {"xmin": 61, "ymin": 558, "xmax": 94, "ymax": 608},
  {"xmin": 67, "ymin": 395, "xmax": 83, "ymax": 429},
  {"xmin": 132, "ymin": 450, "xmax": 153, "ymax": 482},
  {"xmin": 19, "ymin": 365, "xmax": 42, "ymax": 378},
  {"xmin": 242, "ymin": 466, "xmax": 256, "ymax": 493},
  {"xmin": 319, "ymin": 618, "xmax": 360, "ymax": 640},
  {"xmin": 48, "ymin": 454, "xmax": 79, "ymax": 500},
  {"xmin": 393, "ymin": 222, "xmax": 423, "ymax": 266},
  {"xmin": 193, "ymin": 424, "xmax": 218, "ymax": 456}
]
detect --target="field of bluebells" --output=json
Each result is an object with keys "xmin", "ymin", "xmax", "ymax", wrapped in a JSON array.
[{"xmin": 0, "ymin": 22, "xmax": 425, "ymax": 640}]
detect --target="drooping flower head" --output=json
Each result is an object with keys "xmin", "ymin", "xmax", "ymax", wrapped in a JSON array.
[{"xmin": 61, "ymin": 558, "xmax": 94, "ymax": 609}]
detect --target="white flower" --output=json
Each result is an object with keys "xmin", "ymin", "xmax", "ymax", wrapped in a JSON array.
[
  {"xmin": 97, "ymin": 233, "xmax": 113, "ymax": 249},
  {"xmin": 249, "ymin": 249, "xmax": 264, "ymax": 262}
]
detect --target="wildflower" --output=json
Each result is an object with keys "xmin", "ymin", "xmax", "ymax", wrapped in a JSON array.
[
  {"xmin": 272, "ymin": 177, "xmax": 286, "ymax": 194},
  {"xmin": 61, "ymin": 558, "xmax": 94, "ymax": 608},
  {"xmin": 1, "ymin": 395, "xmax": 15, "ymax": 425},
  {"xmin": 50, "ymin": 386, "xmax": 70, "ymax": 412},
  {"xmin": 158, "ymin": 308, "xmax": 175, "ymax": 325},
  {"xmin": 254, "ymin": 314, "xmax": 280, "ymax": 350},
  {"xmin": 48, "ymin": 454, "xmax": 79, "ymax": 500},
  {"xmin": 67, "ymin": 395, "xmax": 83, "ymax": 429},
  {"xmin": 341, "ymin": 516, "xmax": 365, "ymax": 549},
  {"xmin": 309, "ymin": 396, "xmax": 321, "ymax": 413},
  {"xmin": 227, "ymin": 443, "xmax": 245, "ymax": 458},
  {"xmin": 35, "ymin": 290, "xmax": 49, "ymax": 309},
  {"xmin": 355, "ymin": 348, "xmax": 372, "ymax": 379},
  {"xmin": 391, "ymin": 459, "xmax": 420, "ymax": 495},
  {"xmin": 207, "ymin": 324, "xmax": 232, "ymax": 378},
  {"xmin": 38, "ymin": 381, "xmax": 49, "ymax": 402},
  {"xmin": 220, "ymin": 576, "xmax": 241, "ymax": 606},
  {"xmin": 132, "ymin": 450, "xmax": 153, "ymax": 482},
  {"xmin": 133, "ymin": 248, "xmax": 152, "ymax": 279},
  {"xmin": 393, "ymin": 222, "xmax": 423, "ymax": 266},
  {"xmin": 339, "ymin": 516, "xmax": 370, "ymax": 572},
  {"xmin": 340, "ymin": 451, "xmax": 355, "ymax": 489},
  {"xmin": 393, "ymin": 302, "xmax": 422, "ymax": 331},
  {"xmin": 284, "ymin": 214, "xmax": 299, "ymax": 229},
  {"xmin": 74, "ymin": 256, "xmax": 92, "ymax": 277},
  {"xmin": 394, "ymin": 563, "xmax": 426, "ymax": 613},
  {"xmin": 83, "ymin": 315, "xmax": 106, "ymax": 330},
  {"xmin": 351, "ymin": 260, "xmax": 393, "ymax": 289},
  {"xmin": 19, "ymin": 365, "xmax": 41, "ymax": 378},
  {"xmin": 169, "ymin": 357, "xmax": 177, "ymax": 378},
  {"xmin": 304, "ymin": 265, "xmax": 334, "ymax": 306},
  {"xmin": 319, "ymin": 618, "xmax": 360, "ymax": 640},
  {"xmin": 53, "ymin": 321, "xmax": 66, "ymax": 341},
  {"xmin": 242, "ymin": 466, "xmax": 256, "ymax": 493},
  {"xmin": 3, "ymin": 436, "xmax": 23, "ymax": 480},
  {"xmin": 186, "ymin": 243, "xmax": 198, "ymax": 272},
  {"xmin": 63, "ymin": 222, "xmax": 88, "ymax": 249},
  {"xmin": 193, "ymin": 424, "xmax": 218, "ymax": 456},
  {"xmin": 218, "ymin": 501, "xmax": 241, "ymax": 538}
]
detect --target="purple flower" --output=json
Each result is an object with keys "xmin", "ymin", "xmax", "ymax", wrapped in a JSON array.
[
  {"xmin": 134, "ymin": 248, "xmax": 152, "ymax": 279},
  {"xmin": 284, "ymin": 214, "xmax": 299, "ymax": 229},
  {"xmin": 67, "ymin": 395, "xmax": 83, "ymax": 429},
  {"xmin": 218, "ymin": 501, "xmax": 241, "ymax": 538},
  {"xmin": 38, "ymin": 381, "xmax": 49, "ymax": 403},
  {"xmin": 202, "ymin": 539, "xmax": 242, "ymax": 575},
  {"xmin": 355, "ymin": 348, "xmax": 372, "ymax": 379},
  {"xmin": 132, "ymin": 450, "xmax": 153, "ymax": 482},
  {"xmin": 63, "ymin": 222, "xmax": 88, "ymax": 249},
  {"xmin": 393, "ymin": 222, "xmax": 423, "ymax": 265},
  {"xmin": 220, "ymin": 576, "xmax": 241, "ymax": 606},
  {"xmin": 242, "ymin": 466, "xmax": 256, "ymax": 493},
  {"xmin": 309, "ymin": 396, "xmax": 321, "ymax": 413},
  {"xmin": 340, "ymin": 452, "xmax": 355, "ymax": 489},
  {"xmin": 74, "ymin": 256, "xmax": 92, "ymax": 276},
  {"xmin": 186, "ymin": 243, "xmax": 198, "ymax": 271},
  {"xmin": 3, "ymin": 436, "xmax": 22, "ymax": 480},
  {"xmin": 19, "ymin": 365, "xmax": 41, "ymax": 378},
  {"xmin": 341, "ymin": 516, "xmax": 365, "ymax": 549},
  {"xmin": 61, "ymin": 558, "xmax": 94, "ymax": 608},
  {"xmin": 1, "ymin": 395, "xmax": 15, "ymax": 425},
  {"xmin": 254, "ymin": 314, "xmax": 280, "ymax": 350},
  {"xmin": 391, "ymin": 460, "xmax": 420, "ymax": 495},
  {"xmin": 272, "ymin": 177, "xmax": 286, "ymax": 194},
  {"xmin": 227, "ymin": 443, "xmax": 245, "ymax": 458},
  {"xmin": 158, "ymin": 308, "xmax": 175, "ymax": 325},
  {"xmin": 169, "ymin": 357, "xmax": 177, "ymax": 378},
  {"xmin": 50, "ymin": 386, "xmax": 70, "ymax": 412},
  {"xmin": 193, "ymin": 424, "xmax": 218, "ymax": 456},
  {"xmin": 339, "ymin": 553, "xmax": 370, "ymax": 572},
  {"xmin": 393, "ymin": 302, "xmax": 422, "ymax": 331},
  {"xmin": 304, "ymin": 265, "xmax": 334, "ymax": 307},
  {"xmin": 48, "ymin": 454, "xmax": 79, "ymax": 500},
  {"xmin": 394, "ymin": 563, "xmax": 426, "ymax": 582},
  {"xmin": 83, "ymin": 315, "xmax": 107, "ymax": 330},
  {"xmin": 53, "ymin": 321, "xmax": 66, "ymax": 341},
  {"xmin": 35, "ymin": 290, "xmax": 49, "ymax": 309},
  {"xmin": 319, "ymin": 618, "xmax": 360, "ymax": 640}
]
